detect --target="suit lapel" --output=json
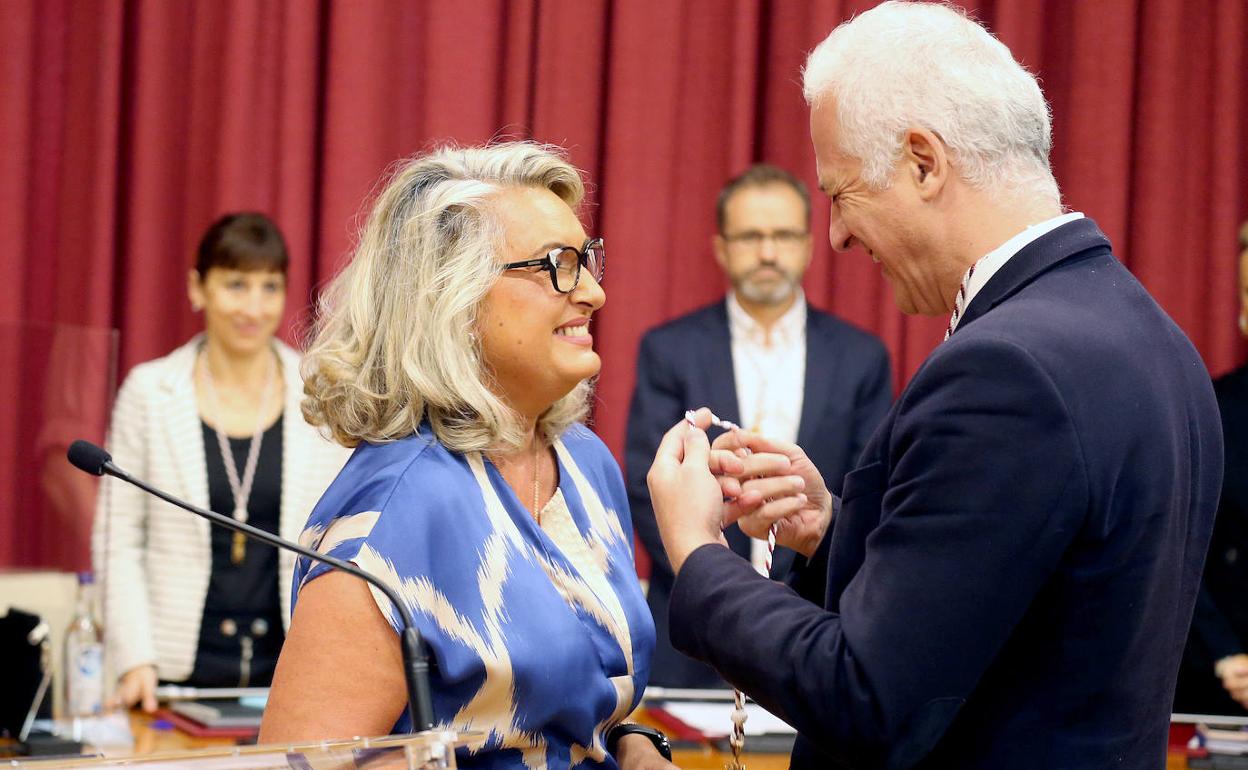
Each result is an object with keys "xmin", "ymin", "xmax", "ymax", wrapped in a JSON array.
[
  {"xmin": 702, "ymin": 301, "xmax": 750, "ymax": 559},
  {"xmin": 702, "ymin": 301, "xmax": 742, "ymax": 428},
  {"xmin": 796, "ymin": 312, "xmax": 835, "ymax": 451},
  {"xmin": 957, "ymin": 217, "xmax": 1112, "ymax": 333},
  {"xmin": 784, "ymin": 312, "xmax": 831, "ymax": 580}
]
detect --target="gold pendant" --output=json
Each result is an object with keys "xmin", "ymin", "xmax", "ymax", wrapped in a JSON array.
[{"xmin": 231, "ymin": 531, "xmax": 246, "ymax": 564}]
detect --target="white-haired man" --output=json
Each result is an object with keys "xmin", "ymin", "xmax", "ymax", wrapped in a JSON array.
[{"xmin": 646, "ymin": 2, "xmax": 1223, "ymax": 768}]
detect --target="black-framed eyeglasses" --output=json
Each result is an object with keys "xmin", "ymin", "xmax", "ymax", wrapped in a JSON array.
[
  {"xmin": 721, "ymin": 229, "xmax": 809, "ymax": 250},
  {"xmin": 502, "ymin": 238, "xmax": 606, "ymax": 293}
]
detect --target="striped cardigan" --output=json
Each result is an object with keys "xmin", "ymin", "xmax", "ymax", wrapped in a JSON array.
[{"xmin": 91, "ymin": 335, "xmax": 351, "ymax": 682}]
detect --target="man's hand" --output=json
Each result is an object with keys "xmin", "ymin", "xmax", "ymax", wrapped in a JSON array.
[
  {"xmin": 1216, "ymin": 654, "xmax": 1248, "ymax": 708},
  {"xmin": 647, "ymin": 409, "xmax": 742, "ymax": 574},
  {"xmin": 712, "ymin": 430, "xmax": 834, "ymax": 558},
  {"xmin": 114, "ymin": 664, "xmax": 158, "ymax": 713}
]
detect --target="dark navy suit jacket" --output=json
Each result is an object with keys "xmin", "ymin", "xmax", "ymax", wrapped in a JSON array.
[
  {"xmin": 669, "ymin": 219, "xmax": 1224, "ymax": 768},
  {"xmin": 626, "ymin": 300, "xmax": 892, "ymax": 687}
]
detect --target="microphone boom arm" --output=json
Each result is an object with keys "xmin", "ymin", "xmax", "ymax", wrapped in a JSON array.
[{"xmin": 94, "ymin": 457, "xmax": 435, "ymax": 732}]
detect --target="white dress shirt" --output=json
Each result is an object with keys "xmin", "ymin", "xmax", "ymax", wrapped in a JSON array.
[
  {"xmin": 726, "ymin": 291, "xmax": 807, "ymax": 574},
  {"xmin": 950, "ymin": 212, "xmax": 1085, "ymax": 335}
]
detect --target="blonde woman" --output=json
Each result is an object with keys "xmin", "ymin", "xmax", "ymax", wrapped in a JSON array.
[{"xmin": 260, "ymin": 143, "xmax": 671, "ymax": 770}]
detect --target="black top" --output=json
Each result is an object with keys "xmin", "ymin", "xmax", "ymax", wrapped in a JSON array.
[{"xmin": 186, "ymin": 414, "xmax": 285, "ymax": 687}]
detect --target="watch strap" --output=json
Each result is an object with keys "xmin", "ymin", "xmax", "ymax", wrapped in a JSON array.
[{"xmin": 606, "ymin": 722, "xmax": 673, "ymax": 761}]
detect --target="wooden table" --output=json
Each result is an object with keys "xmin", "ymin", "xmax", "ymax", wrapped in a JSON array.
[{"xmin": 125, "ymin": 709, "xmax": 239, "ymax": 755}]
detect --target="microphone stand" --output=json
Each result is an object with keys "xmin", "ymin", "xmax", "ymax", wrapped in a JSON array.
[{"xmin": 87, "ymin": 453, "xmax": 436, "ymax": 732}]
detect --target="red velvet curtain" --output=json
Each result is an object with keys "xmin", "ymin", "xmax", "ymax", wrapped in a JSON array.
[{"xmin": 3, "ymin": 0, "xmax": 1246, "ymax": 571}]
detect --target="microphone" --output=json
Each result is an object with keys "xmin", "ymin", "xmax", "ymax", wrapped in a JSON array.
[
  {"xmin": 68, "ymin": 439, "xmax": 119, "ymax": 478},
  {"xmin": 67, "ymin": 439, "xmax": 436, "ymax": 733}
]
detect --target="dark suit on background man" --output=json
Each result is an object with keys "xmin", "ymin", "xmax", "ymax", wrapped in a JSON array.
[
  {"xmin": 669, "ymin": 219, "xmax": 1224, "ymax": 768},
  {"xmin": 1177, "ymin": 362, "xmax": 1248, "ymax": 715},
  {"xmin": 626, "ymin": 300, "xmax": 891, "ymax": 687}
]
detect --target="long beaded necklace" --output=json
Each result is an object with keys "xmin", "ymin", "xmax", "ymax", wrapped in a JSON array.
[
  {"xmin": 199, "ymin": 347, "xmax": 277, "ymax": 565},
  {"xmin": 531, "ymin": 436, "xmax": 542, "ymax": 526},
  {"xmin": 684, "ymin": 408, "xmax": 777, "ymax": 770}
]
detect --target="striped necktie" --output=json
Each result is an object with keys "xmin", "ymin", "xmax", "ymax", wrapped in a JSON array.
[{"xmin": 944, "ymin": 262, "xmax": 978, "ymax": 341}]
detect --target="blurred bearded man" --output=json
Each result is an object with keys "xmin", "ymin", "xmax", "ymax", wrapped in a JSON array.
[{"xmin": 625, "ymin": 163, "xmax": 891, "ymax": 688}]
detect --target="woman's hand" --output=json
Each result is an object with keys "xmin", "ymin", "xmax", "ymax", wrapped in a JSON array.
[
  {"xmin": 615, "ymin": 733, "xmax": 681, "ymax": 770},
  {"xmin": 647, "ymin": 410, "xmax": 742, "ymax": 573},
  {"xmin": 115, "ymin": 664, "xmax": 158, "ymax": 712}
]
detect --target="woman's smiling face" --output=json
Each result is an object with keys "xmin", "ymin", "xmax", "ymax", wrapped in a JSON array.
[
  {"xmin": 477, "ymin": 185, "xmax": 606, "ymax": 418},
  {"xmin": 191, "ymin": 267, "xmax": 287, "ymax": 356}
]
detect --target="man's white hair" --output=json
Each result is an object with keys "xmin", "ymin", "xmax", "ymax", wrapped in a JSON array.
[{"xmin": 802, "ymin": 1, "xmax": 1060, "ymax": 208}]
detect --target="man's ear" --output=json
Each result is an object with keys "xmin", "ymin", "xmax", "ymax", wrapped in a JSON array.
[
  {"xmin": 902, "ymin": 127, "xmax": 948, "ymax": 201},
  {"xmin": 712, "ymin": 234, "xmax": 728, "ymax": 269}
]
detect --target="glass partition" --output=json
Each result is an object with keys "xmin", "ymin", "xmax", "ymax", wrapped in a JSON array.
[{"xmin": 0, "ymin": 320, "xmax": 118, "ymax": 571}]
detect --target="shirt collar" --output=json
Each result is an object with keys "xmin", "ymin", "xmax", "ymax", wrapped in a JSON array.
[
  {"xmin": 960, "ymin": 211, "xmax": 1085, "ymax": 315},
  {"xmin": 727, "ymin": 290, "xmax": 807, "ymax": 346}
]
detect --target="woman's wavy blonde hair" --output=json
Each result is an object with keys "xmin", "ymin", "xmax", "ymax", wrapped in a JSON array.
[{"xmin": 301, "ymin": 141, "xmax": 591, "ymax": 453}]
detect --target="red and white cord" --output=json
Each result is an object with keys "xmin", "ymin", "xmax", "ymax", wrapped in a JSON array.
[{"xmin": 687, "ymin": 409, "xmax": 781, "ymax": 767}]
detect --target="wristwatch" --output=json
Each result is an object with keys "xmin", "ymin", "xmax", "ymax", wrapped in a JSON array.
[{"xmin": 606, "ymin": 722, "xmax": 673, "ymax": 761}]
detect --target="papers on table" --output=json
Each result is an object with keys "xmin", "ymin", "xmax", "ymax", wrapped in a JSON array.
[{"xmin": 657, "ymin": 700, "xmax": 795, "ymax": 737}]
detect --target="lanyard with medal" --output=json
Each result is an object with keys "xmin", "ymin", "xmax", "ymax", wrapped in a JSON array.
[{"xmin": 684, "ymin": 409, "xmax": 779, "ymax": 770}]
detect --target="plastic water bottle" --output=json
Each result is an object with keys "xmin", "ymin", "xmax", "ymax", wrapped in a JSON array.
[{"xmin": 63, "ymin": 572, "xmax": 104, "ymax": 718}]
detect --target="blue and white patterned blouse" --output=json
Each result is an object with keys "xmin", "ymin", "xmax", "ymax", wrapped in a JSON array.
[{"xmin": 293, "ymin": 423, "xmax": 655, "ymax": 769}]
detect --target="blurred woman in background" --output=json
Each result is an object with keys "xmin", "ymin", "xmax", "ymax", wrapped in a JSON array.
[
  {"xmin": 94, "ymin": 213, "xmax": 348, "ymax": 710},
  {"xmin": 260, "ymin": 143, "xmax": 670, "ymax": 769}
]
